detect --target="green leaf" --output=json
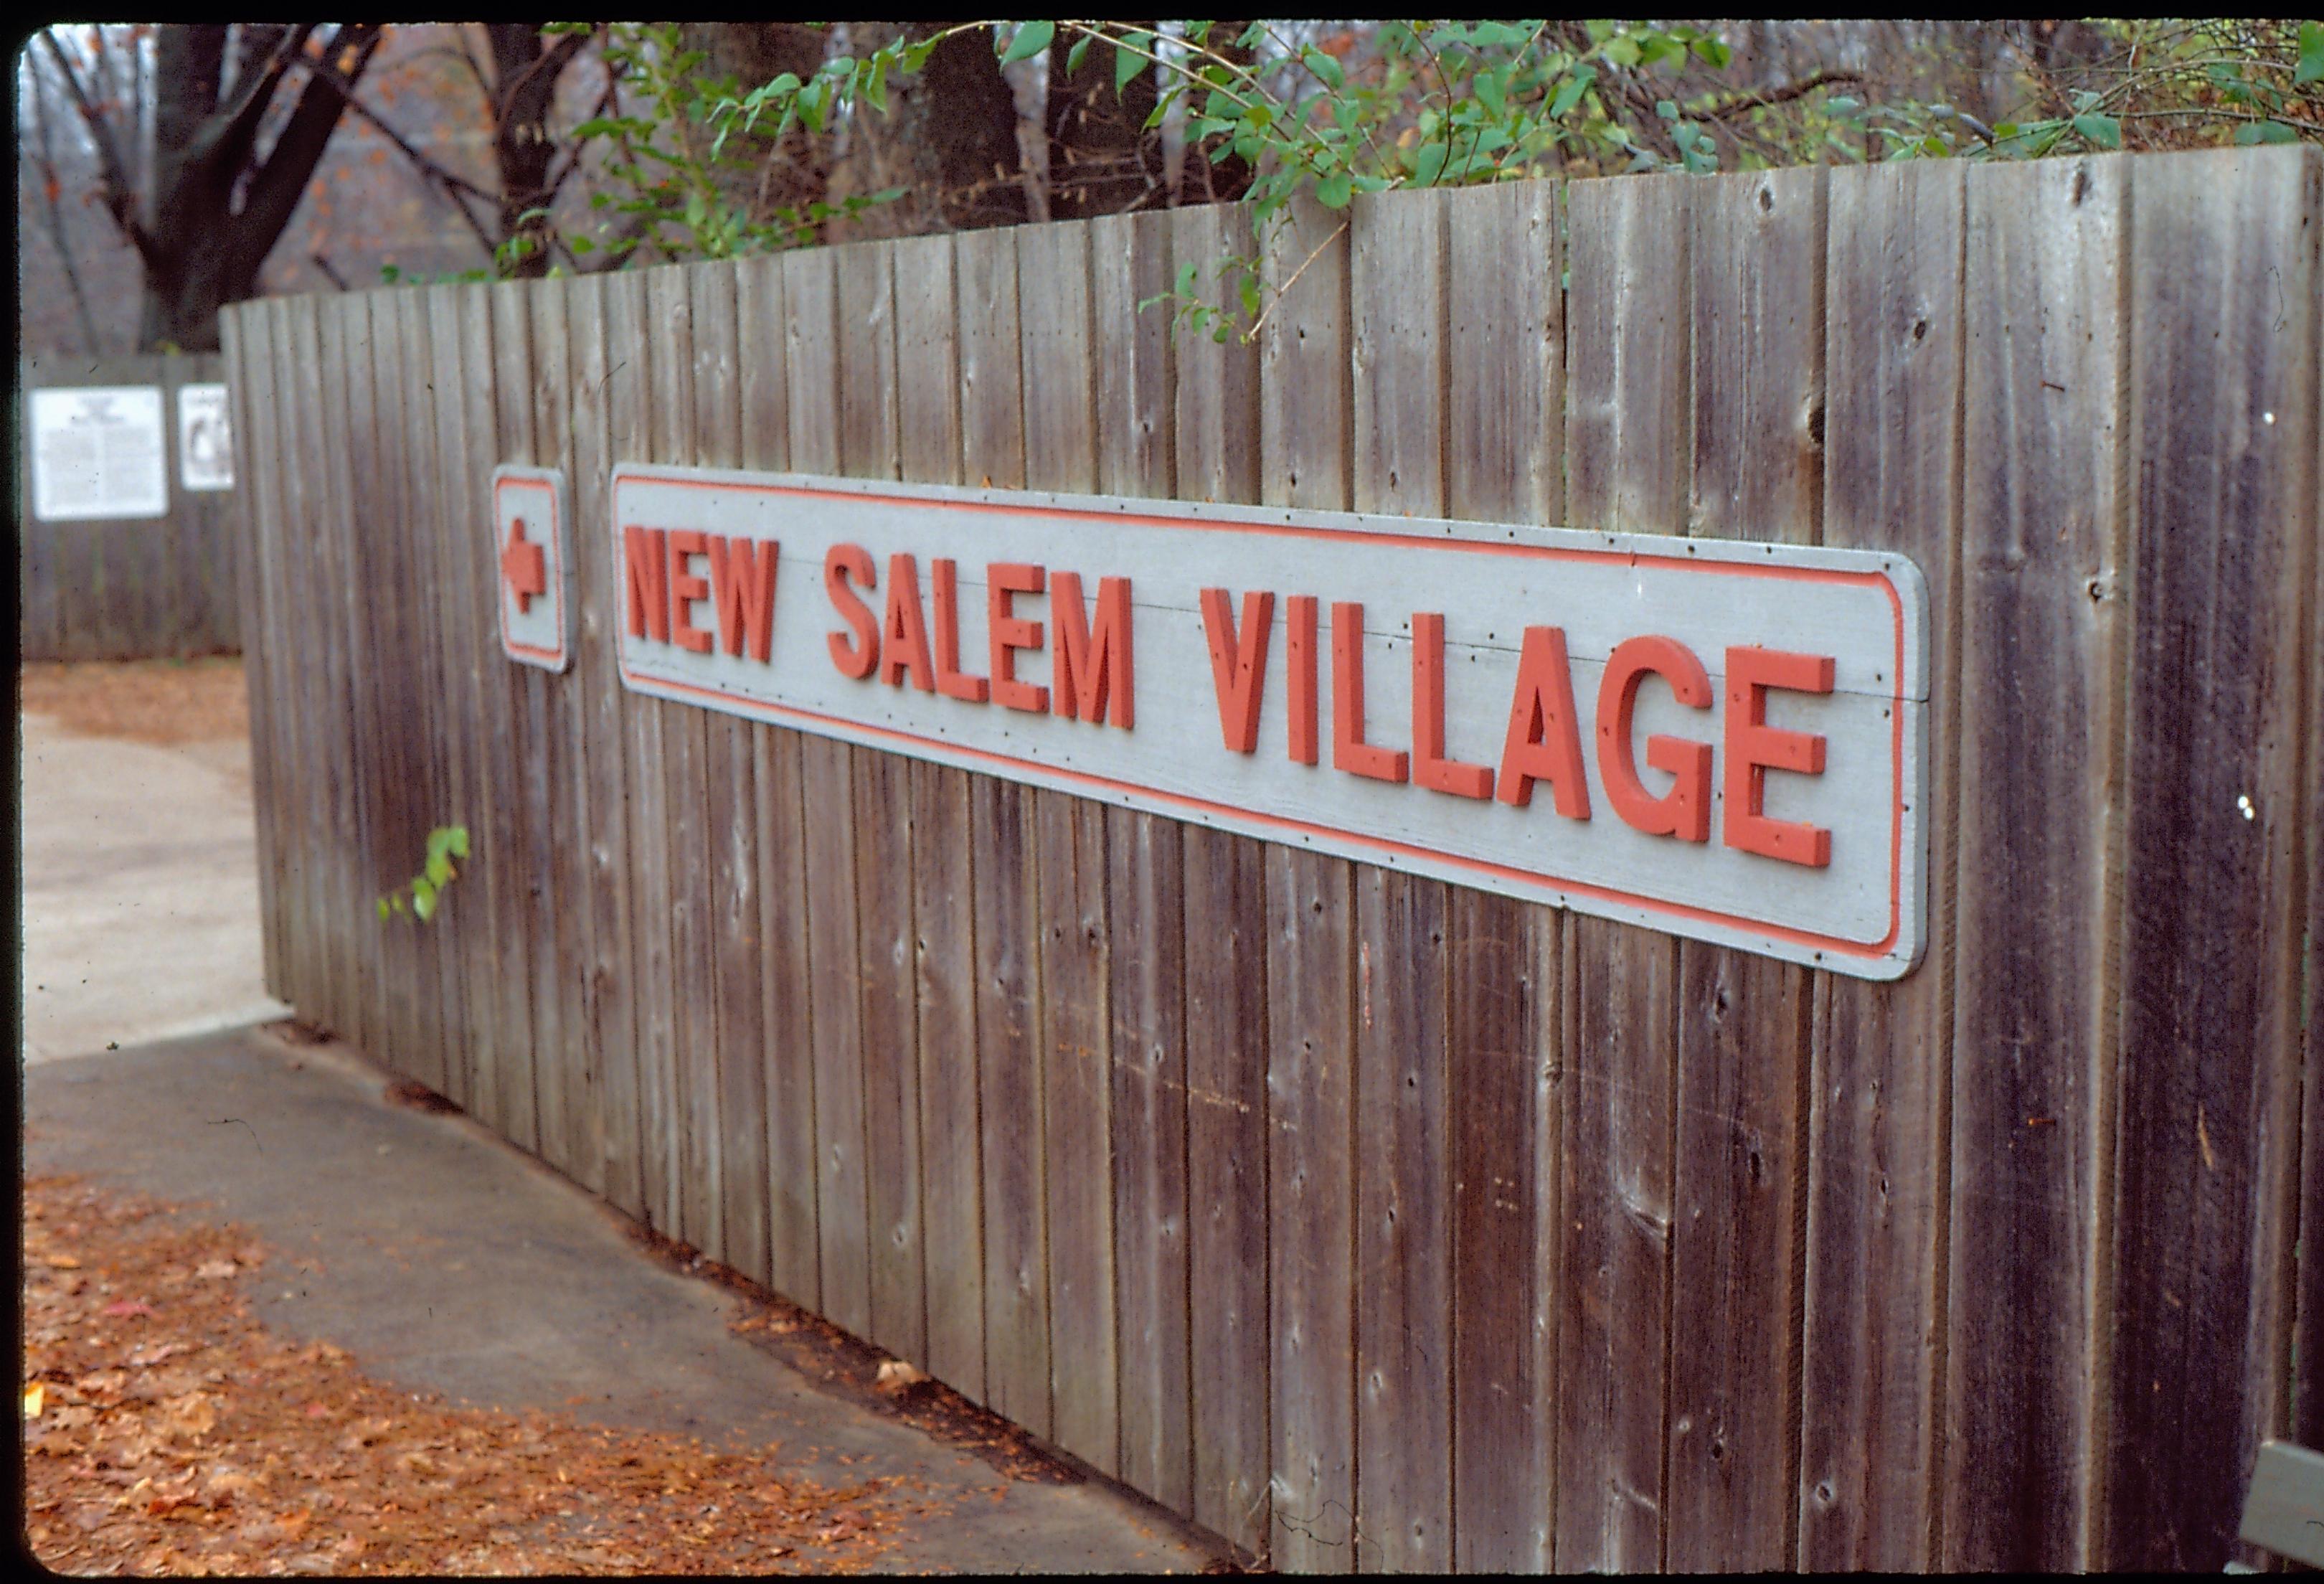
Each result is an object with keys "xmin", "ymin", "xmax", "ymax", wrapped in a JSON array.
[
  {"xmin": 1000, "ymin": 20, "xmax": 1053, "ymax": 67},
  {"xmin": 864, "ymin": 54, "xmax": 889, "ymax": 114},
  {"xmin": 1067, "ymin": 34, "xmax": 1090, "ymax": 77},
  {"xmin": 1118, "ymin": 32, "xmax": 1151, "ymax": 92},
  {"xmin": 2299, "ymin": 21, "xmax": 2324, "ymax": 86},
  {"xmin": 1315, "ymin": 170, "xmax": 1353, "ymax": 209},
  {"xmin": 411, "ymin": 880, "xmax": 437, "ymax": 923},
  {"xmin": 447, "ymin": 826, "xmax": 470, "ymax": 859},
  {"xmin": 425, "ymin": 852, "xmax": 453, "ymax": 890},
  {"xmin": 2238, "ymin": 118, "xmax": 2301, "ymax": 145},
  {"xmin": 1691, "ymin": 35, "xmax": 1732, "ymax": 69},
  {"xmin": 1475, "ymin": 67, "xmax": 1506, "ymax": 120},
  {"xmin": 2072, "ymin": 112, "xmax": 2120, "ymax": 150},
  {"xmin": 377, "ymin": 897, "xmax": 392, "ymax": 922},
  {"xmin": 1549, "ymin": 66, "xmax": 1594, "ymax": 119},
  {"xmin": 1305, "ymin": 45, "xmax": 1344, "ymax": 92},
  {"xmin": 1602, "ymin": 34, "xmax": 1641, "ymax": 68},
  {"xmin": 1410, "ymin": 140, "xmax": 1450, "ymax": 187}
]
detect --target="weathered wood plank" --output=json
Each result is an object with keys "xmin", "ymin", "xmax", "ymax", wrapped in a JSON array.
[
  {"xmin": 561, "ymin": 273, "xmax": 646, "ymax": 1217},
  {"xmin": 1441, "ymin": 176, "xmax": 1563, "ymax": 1575},
  {"xmin": 1802, "ymin": 158, "xmax": 1965, "ymax": 1572},
  {"xmin": 1019, "ymin": 217, "xmax": 1120, "ymax": 1476},
  {"xmin": 1094, "ymin": 207, "xmax": 1191, "ymax": 1515},
  {"xmin": 473, "ymin": 283, "xmax": 541, "ymax": 1149},
  {"xmin": 1556, "ymin": 172, "xmax": 1691, "ymax": 1575},
  {"xmin": 1667, "ymin": 164, "xmax": 1824, "ymax": 1573},
  {"xmin": 689, "ymin": 260, "xmax": 767, "ymax": 1277},
  {"xmin": 607, "ymin": 269, "xmax": 679, "ymax": 1230},
  {"xmin": 524, "ymin": 274, "xmax": 600, "ymax": 1188},
  {"xmin": 737, "ymin": 251, "xmax": 817, "ymax": 1300},
  {"xmin": 320, "ymin": 309, "xmax": 380, "ymax": 1061},
  {"xmin": 788, "ymin": 245, "xmax": 874, "ymax": 1338},
  {"xmin": 1259, "ymin": 193, "xmax": 1359, "ymax": 1574},
  {"xmin": 644, "ymin": 263, "xmax": 720, "ymax": 1252},
  {"xmin": 894, "ymin": 232, "xmax": 985, "ymax": 1396},
  {"xmin": 838, "ymin": 237, "xmax": 926, "ymax": 1363},
  {"xmin": 2300, "ymin": 178, "xmax": 2324, "ymax": 1462},
  {"xmin": 1348, "ymin": 184, "xmax": 1453, "ymax": 1575},
  {"xmin": 2104, "ymin": 145, "xmax": 2318, "ymax": 1573},
  {"xmin": 1940, "ymin": 154, "xmax": 2126, "ymax": 1572},
  {"xmin": 1169, "ymin": 198, "xmax": 1272, "ymax": 1560},
  {"xmin": 958, "ymin": 222, "xmax": 1051, "ymax": 1437}
]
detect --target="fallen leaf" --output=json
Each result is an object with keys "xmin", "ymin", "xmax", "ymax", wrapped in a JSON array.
[
  {"xmin": 874, "ymin": 1359, "xmax": 931, "ymax": 1395},
  {"xmin": 23, "ymin": 1383, "xmax": 45, "ymax": 1419},
  {"xmin": 194, "ymin": 1260, "xmax": 238, "ymax": 1281},
  {"xmin": 103, "ymin": 1299, "xmax": 156, "ymax": 1319},
  {"xmin": 43, "ymin": 1254, "xmax": 81, "ymax": 1270}
]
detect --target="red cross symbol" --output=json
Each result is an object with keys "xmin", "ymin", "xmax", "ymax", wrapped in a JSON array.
[{"xmin": 501, "ymin": 516, "xmax": 548, "ymax": 613}]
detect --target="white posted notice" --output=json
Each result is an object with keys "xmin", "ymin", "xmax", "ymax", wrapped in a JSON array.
[
  {"xmin": 29, "ymin": 386, "xmax": 169, "ymax": 521},
  {"xmin": 177, "ymin": 383, "xmax": 234, "ymax": 491}
]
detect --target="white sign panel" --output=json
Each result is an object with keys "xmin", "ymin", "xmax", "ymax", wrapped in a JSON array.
[
  {"xmin": 608, "ymin": 466, "xmax": 1929, "ymax": 979},
  {"xmin": 493, "ymin": 465, "xmax": 573, "ymax": 671},
  {"xmin": 29, "ymin": 386, "xmax": 168, "ymax": 522},
  {"xmin": 176, "ymin": 382, "xmax": 234, "ymax": 491}
]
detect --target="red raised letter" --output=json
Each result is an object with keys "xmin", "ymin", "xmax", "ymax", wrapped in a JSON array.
[
  {"xmin": 667, "ymin": 531, "xmax": 714, "ymax": 654},
  {"xmin": 1332, "ymin": 603, "xmax": 1409, "ymax": 784},
  {"xmin": 824, "ymin": 543, "xmax": 879, "ymax": 680},
  {"xmin": 1595, "ymin": 635, "xmax": 1713, "ymax": 842},
  {"xmin": 1051, "ymin": 571, "xmax": 1135, "ymax": 728},
  {"xmin": 1410, "ymin": 612, "xmax": 1492, "ymax": 799},
  {"xmin": 1286, "ymin": 595, "xmax": 1318, "ymax": 765},
  {"xmin": 623, "ymin": 525, "xmax": 669, "ymax": 643},
  {"xmin": 987, "ymin": 562, "xmax": 1049, "ymax": 713},
  {"xmin": 1723, "ymin": 646, "xmax": 1836, "ymax": 867},
  {"xmin": 930, "ymin": 558, "xmax": 988, "ymax": 704},
  {"xmin": 1199, "ymin": 588, "xmax": 1272, "ymax": 754},
  {"xmin": 1497, "ymin": 625, "xmax": 1592, "ymax": 819},
  {"xmin": 707, "ymin": 534, "xmax": 779, "ymax": 662},
  {"xmin": 882, "ymin": 553, "xmax": 935, "ymax": 692}
]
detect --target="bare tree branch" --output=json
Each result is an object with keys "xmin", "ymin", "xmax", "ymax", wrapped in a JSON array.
[
  {"xmin": 294, "ymin": 42, "xmax": 504, "ymax": 255},
  {"xmin": 38, "ymin": 28, "xmax": 160, "ymax": 267},
  {"xmin": 26, "ymin": 52, "xmax": 105, "ymax": 354}
]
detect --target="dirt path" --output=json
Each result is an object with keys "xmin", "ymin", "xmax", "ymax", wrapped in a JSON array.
[{"xmin": 18, "ymin": 659, "xmax": 285, "ymax": 1062}]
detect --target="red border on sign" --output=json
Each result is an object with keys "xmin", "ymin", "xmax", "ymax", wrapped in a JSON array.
[
  {"xmin": 496, "ymin": 475, "xmax": 567, "ymax": 668},
  {"xmin": 615, "ymin": 473, "xmax": 1912, "ymax": 962}
]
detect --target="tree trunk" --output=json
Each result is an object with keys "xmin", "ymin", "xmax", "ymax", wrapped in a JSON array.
[
  {"xmin": 835, "ymin": 22, "xmax": 1030, "ymax": 237},
  {"xmin": 1043, "ymin": 24, "xmax": 1164, "ymax": 219}
]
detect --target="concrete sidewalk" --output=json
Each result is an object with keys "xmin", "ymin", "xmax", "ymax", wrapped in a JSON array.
[
  {"xmin": 23, "ymin": 1023, "xmax": 1224, "ymax": 1574},
  {"xmin": 19, "ymin": 709, "xmax": 287, "ymax": 1062}
]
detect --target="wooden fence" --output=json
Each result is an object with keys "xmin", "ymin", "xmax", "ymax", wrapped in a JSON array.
[
  {"xmin": 222, "ymin": 146, "xmax": 2321, "ymax": 1572},
  {"xmin": 19, "ymin": 352, "xmax": 241, "ymax": 660}
]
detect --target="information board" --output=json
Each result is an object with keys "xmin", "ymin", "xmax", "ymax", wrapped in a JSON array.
[
  {"xmin": 29, "ymin": 386, "xmax": 168, "ymax": 522},
  {"xmin": 176, "ymin": 382, "xmax": 235, "ymax": 491},
  {"xmin": 596, "ymin": 466, "xmax": 1930, "ymax": 979}
]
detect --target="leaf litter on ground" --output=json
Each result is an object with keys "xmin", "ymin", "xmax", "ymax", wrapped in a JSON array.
[{"xmin": 20, "ymin": 1174, "xmax": 959, "ymax": 1574}]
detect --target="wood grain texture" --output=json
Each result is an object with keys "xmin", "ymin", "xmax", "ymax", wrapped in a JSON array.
[
  {"xmin": 559, "ymin": 273, "xmax": 642, "ymax": 1212},
  {"xmin": 1172, "ymin": 195, "xmax": 1272, "ymax": 1563},
  {"xmin": 1260, "ymin": 194, "xmax": 1359, "ymax": 1574},
  {"xmin": 893, "ymin": 232, "xmax": 986, "ymax": 1393},
  {"xmin": 218, "ymin": 316, "xmax": 288, "ymax": 1005},
  {"xmin": 607, "ymin": 269, "xmax": 679, "ymax": 1232},
  {"xmin": 1668, "ymin": 164, "xmax": 1823, "ymax": 1573},
  {"xmin": 1556, "ymin": 172, "xmax": 1691, "ymax": 1575},
  {"xmin": 1019, "ymin": 218, "xmax": 1120, "ymax": 1476},
  {"xmin": 1348, "ymin": 184, "xmax": 1453, "ymax": 1575},
  {"xmin": 2104, "ymin": 145, "xmax": 2318, "ymax": 1573},
  {"xmin": 837, "ymin": 240, "xmax": 927, "ymax": 1362},
  {"xmin": 737, "ymin": 252, "xmax": 818, "ymax": 1301},
  {"xmin": 477, "ymin": 285, "xmax": 540, "ymax": 1154},
  {"xmin": 693, "ymin": 260, "xmax": 768, "ymax": 1278},
  {"xmin": 1442, "ymin": 176, "xmax": 1562, "ymax": 1575},
  {"xmin": 644, "ymin": 264, "xmax": 719, "ymax": 1250},
  {"xmin": 958, "ymin": 225, "xmax": 1052, "ymax": 1436},
  {"xmin": 1093, "ymin": 208, "xmax": 1192, "ymax": 1515},
  {"xmin": 319, "ymin": 308, "xmax": 380, "ymax": 1062},
  {"xmin": 1801, "ymin": 158, "xmax": 1965, "ymax": 1571},
  {"xmin": 1942, "ymin": 154, "xmax": 2127, "ymax": 1572},
  {"xmin": 789, "ymin": 245, "xmax": 872, "ymax": 1336}
]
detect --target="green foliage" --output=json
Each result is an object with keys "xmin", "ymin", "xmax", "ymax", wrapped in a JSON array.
[{"xmin": 377, "ymin": 826, "xmax": 468, "ymax": 925}]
